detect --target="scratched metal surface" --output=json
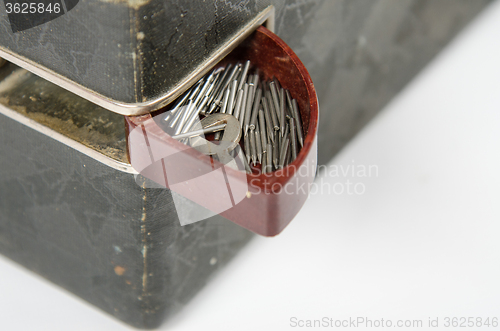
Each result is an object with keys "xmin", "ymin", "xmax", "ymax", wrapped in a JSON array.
[
  {"xmin": 0, "ymin": 0, "xmax": 274, "ymax": 104},
  {"xmin": 0, "ymin": 0, "xmax": 493, "ymax": 329},
  {"xmin": 0, "ymin": 112, "xmax": 253, "ymax": 328}
]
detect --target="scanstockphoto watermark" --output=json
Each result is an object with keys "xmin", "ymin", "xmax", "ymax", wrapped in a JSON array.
[
  {"xmin": 290, "ymin": 317, "xmax": 423, "ymax": 328},
  {"xmin": 290, "ymin": 316, "xmax": 499, "ymax": 328},
  {"xmin": 248, "ymin": 160, "xmax": 379, "ymax": 196}
]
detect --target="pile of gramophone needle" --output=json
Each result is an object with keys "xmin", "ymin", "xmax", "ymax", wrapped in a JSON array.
[{"xmin": 162, "ymin": 60, "xmax": 305, "ymax": 174}]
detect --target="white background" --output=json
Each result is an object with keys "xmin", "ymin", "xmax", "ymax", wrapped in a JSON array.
[{"xmin": 1, "ymin": 1, "xmax": 500, "ymax": 330}]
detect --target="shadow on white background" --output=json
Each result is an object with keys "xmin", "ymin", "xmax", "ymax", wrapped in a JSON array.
[{"xmin": 1, "ymin": 1, "xmax": 499, "ymax": 330}]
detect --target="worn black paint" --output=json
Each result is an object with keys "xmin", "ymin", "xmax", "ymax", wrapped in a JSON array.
[{"xmin": 0, "ymin": 0, "xmax": 493, "ymax": 328}]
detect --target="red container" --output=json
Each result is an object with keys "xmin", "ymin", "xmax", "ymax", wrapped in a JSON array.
[{"xmin": 125, "ymin": 26, "xmax": 318, "ymax": 236}]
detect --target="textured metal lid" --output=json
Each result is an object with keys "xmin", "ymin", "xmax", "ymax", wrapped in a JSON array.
[{"xmin": 0, "ymin": 1, "xmax": 274, "ymax": 115}]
